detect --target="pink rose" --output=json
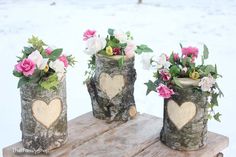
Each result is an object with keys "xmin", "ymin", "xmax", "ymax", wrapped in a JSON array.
[
  {"xmin": 59, "ymin": 55, "xmax": 69, "ymax": 67},
  {"xmin": 159, "ymin": 69, "xmax": 171, "ymax": 81},
  {"xmin": 125, "ymin": 42, "xmax": 136, "ymax": 58},
  {"xmin": 165, "ymin": 54, "xmax": 169, "ymax": 61},
  {"xmin": 45, "ymin": 47, "xmax": 53, "ymax": 55},
  {"xmin": 156, "ymin": 84, "xmax": 174, "ymax": 98},
  {"xmin": 173, "ymin": 53, "xmax": 180, "ymax": 61},
  {"xmin": 181, "ymin": 46, "xmax": 199, "ymax": 59},
  {"xmin": 15, "ymin": 58, "xmax": 35, "ymax": 76},
  {"xmin": 83, "ymin": 29, "xmax": 96, "ymax": 41}
]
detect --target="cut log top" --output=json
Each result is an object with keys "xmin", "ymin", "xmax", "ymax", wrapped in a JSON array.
[
  {"xmin": 2, "ymin": 112, "xmax": 229, "ymax": 157},
  {"xmin": 176, "ymin": 78, "xmax": 200, "ymax": 87}
]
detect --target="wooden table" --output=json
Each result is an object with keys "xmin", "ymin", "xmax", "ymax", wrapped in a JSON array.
[{"xmin": 3, "ymin": 112, "xmax": 229, "ymax": 157}]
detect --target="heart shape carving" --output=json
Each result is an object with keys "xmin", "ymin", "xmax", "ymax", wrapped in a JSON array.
[
  {"xmin": 99, "ymin": 73, "xmax": 125, "ymax": 99},
  {"xmin": 167, "ymin": 100, "xmax": 196, "ymax": 130},
  {"xmin": 32, "ymin": 98, "xmax": 62, "ymax": 128}
]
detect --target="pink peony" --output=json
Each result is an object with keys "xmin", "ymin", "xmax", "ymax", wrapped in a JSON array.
[
  {"xmin": 156, "ymin": 84, "xmax": 174, "ymax": 98},
  {"xmin": 59, "ymin": 55, "xmax": 69, "ymax": 67},
  {"xmin": 125, "ymin": 42, "xmax": 136, "ymax": 58},
  {"xmin": 15, "ymin": 58, "xmax": 35, "ymax": 76},
  {"xmin": 45, "ymin": 47, "xmax": 53, "ymax": 55},
  {"xmin": 159, "ymin": 69, "xmax": 171, "ymax": 81},
  {"xmin": 182, "ymin": 46, "xmax": 199, "ymax": 59},
  {"xmin": 173, "ymin": 53, "xmax": 180, "ymax": 61},
  {"xmin": 83, "ymin": 29, "xmax": 96, "ymax": 41}
]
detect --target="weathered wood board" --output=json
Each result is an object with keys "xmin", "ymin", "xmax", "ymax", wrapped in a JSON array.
[
  {"xmin": 2, "ymin": 112, "xmax": 122, "ymax": 157},
  {"xmin": 136, "ymin": 132, "xmax": 229, "ymax": 157},
  {"xmin": 69, "ymin": 114, "xmax": 162, "ymax": 157},
  {"xmin": 3, "ymin": 112, "xmax": 229, "ymax": 157}
]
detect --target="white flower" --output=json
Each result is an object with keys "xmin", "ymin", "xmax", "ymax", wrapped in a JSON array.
[
  {"xmin": 84, "ymin": 36, "xmax": 106, "ymax": 55},
  {"xmin": 28, "ymin": 50, "xmax": 48, "ymax": 70},
  {"xmin": 49, "ymin": 60, "xmax": 65, "ymax": 80},
  {"xmin": 141, "ymin": 53, "xmax": 153, "ymax": 70},
  {"xmin": 199, "ymin": 75, "xmax": 216, "ymax": 92},
  {"xmin": 114, "ymin": 30, "xmax": 128, "ymax": 43},
  {"xmin": 155, "ymin": 53, "xmax": 171, "ymax": 69}
]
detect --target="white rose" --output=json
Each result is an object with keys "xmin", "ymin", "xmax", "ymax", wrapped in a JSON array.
[
  {"xmin": 49, "ymin": 60, "xmax": 65, "ymax": 80},
  {"xmin": 156, "ymin": 53, "xmax": 171, "ymax": 69},
  {"xmin": 114, "ymin": 30, "xmax": 128, "ymax": 43},
  {"xmin": 199, "ymin": 75, "xmax": 216, "ymax": 92},
  {"xmin": 84, "ymin": 36, "xmax": 106, "ymax": 55},
  {"xmin": 28, "ymin": 50, "xmax": 48, "ymax": 70}
]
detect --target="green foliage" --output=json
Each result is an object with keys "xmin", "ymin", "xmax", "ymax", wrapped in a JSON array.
[
  {"xmin": 144, "ymin": 80, "xmax": 157, "ymax": 95},
  {"xmin": 213, "ymin": 112, "xmax": 222, "ymax": 122},
  {"xmin": 67, "ymin": 55, "xmax": 77, "ymax": 66},
  {"xmin": 172, "ymin": 77, "xmax": 183, "ymax": 88},
  {"xmin": 84, "ymin": 55, "xmax": 96, "ymax": 84},
  {"xmin": 13, "ymin": 70, "xmax": 23, "ymax": 77},
  {"xmin": 118, "ymin": 55, "xmax": 125, "ymax": 68},
  {"xmin": 28, "ymin": 35, "xmax": 46, "ymax": 52},
  {"xmin": 108, "ymin": 28, "xmax": 114, "ymax": 36},
  {"xmin": 48, "ymin": 48, "xmax": 63, "ymax": 61},
  {"xmin": 203, "ymin": 44, "xmax": 209, "ymax": 59},
  {"xmin": 39, "ymin": 74, "xmax": 59, "ymax": 90},
  {"xmin": 169, "ymin": 65, "xmax": 181, "ymax": 77},
  {"xmin": 135, "ymin": 44, "xmax": 153, "ymax": 54}
]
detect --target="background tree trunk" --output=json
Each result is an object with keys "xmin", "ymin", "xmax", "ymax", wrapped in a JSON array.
[
  {"xmin": 86, "ymin": 55, "xmax": 137, "ymax": 122},
  {"xmin": 20, "ymin": 78, "xmax": 67, "ymax": 153},
  {"xmin": 160, "ymin": 84, "xmax": 208, "ymax": 150}
]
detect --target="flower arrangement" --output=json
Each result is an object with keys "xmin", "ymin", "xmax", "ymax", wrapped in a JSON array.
[
  {"xmin": 13, "ymin": 36, "xmax": 76, "ymax": 90},
  {"xmin": 144, "ymin": 44, "xmax": 223, "ymax": 121},
  {"xmin": 83, "ymin": 28, "xmax": 153, "ymax": 81}
]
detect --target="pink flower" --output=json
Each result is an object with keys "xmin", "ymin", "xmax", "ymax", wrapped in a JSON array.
[
  {"xmin": 15, "ymin": 59, "xmax": 35, "ymax": 77},
  {"xmin": 125, "ymin": 42, "xmax": 136, "ymax": 58},
  {"xmin": 173, "ymin": 53, "xmax": 180, "ymax": 61},
  {"xmin": 59, "ymin": 55, "xmax": 69, "ymax": 67},
  {"xmin": 156, "ymin": 84, "xmax": 174, "ymax": 98},
  {"xmin": 45, "ymin": 47, "xmax": 53, "ymax": 55},
  {"xmin": 182, "ymin": 46, "xmax": 199, "ymax": 59},
  {"xmin": 113, "ymin": 47, "xmax": 121, "ymax": 55},
  {"xmin": 83, "ymin": 29, "xmax": 96, "ymax": 41},
  {"xmin": 165, "ymin": 54, "xmax": 169, "ymax": 61},
  {"xmin": 159, "ymin": 69, "xmax": 171, "ymax": 81}
]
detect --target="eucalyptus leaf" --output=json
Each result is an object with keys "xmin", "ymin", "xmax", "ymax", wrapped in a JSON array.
[
  {"xmin": 108, "ymin": 28, "xmax": 114, "ymax": 36},
  {"xmin": 203, "ymin": 44, "xmax": 209, "ymax": 59}
]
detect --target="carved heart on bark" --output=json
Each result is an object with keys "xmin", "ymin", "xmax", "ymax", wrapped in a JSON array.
[
  {"xmin": 32, "ymin": 98, "xmax": 62, "ymax": 128},
  {"xmin": 99, "ymin": 73, "xmax": 125, "ymax": 99},
  {"xmin": 167, "ymin": 100, "xmax": 196, "ymax": 130}
]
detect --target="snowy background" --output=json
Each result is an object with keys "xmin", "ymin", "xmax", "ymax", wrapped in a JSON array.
[{"xmin": 0, "ymin": 0, "xmax": 236, "ymax": 156}]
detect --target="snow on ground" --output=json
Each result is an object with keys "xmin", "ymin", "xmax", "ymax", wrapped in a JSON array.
[{"xmin": 0, "ymin": 0, "xmax": 236, "ymax": 156}]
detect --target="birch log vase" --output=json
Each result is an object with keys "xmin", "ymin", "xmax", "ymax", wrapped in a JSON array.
[
  {"xmin": 86, "ymin": 54, "xmax": 137, "ymax": 122},
  {"xmin": 160, "ymin": 78, "xmax": 208, "ymax": 151},
  {"xmin": 19, "ymin": 78, "xmax": 67, "ymax": 153}
]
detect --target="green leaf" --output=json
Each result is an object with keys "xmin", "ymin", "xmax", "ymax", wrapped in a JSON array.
[
  {"xmin": 17, "ymin": 77, "xmax": 29, "ymax": 88},
  {"xmin": 203, "ymin": 44, "xmax": 209, "ymax": 59},
  {"xmin": 169, "ymin": 53, "xmax": 175, "ymax": 64},
  {"xmin": 179, "ymin": 43, "xmax": 183, "ymax": 49},
  {"xmin": 173, "ymin": 77, "xmax": 183, "ymax": 88},
  {"xmin": 48, "ymin": 48, "xmax": 63, "ymax": 61},
  {"xmin": 136, "ymin": 44, "xmax": 153, "ymax": 54},
  {"xmin": 108, "ymin": 28, "xmax": 114, "ymax": 36},
  {"xmin": 40, "ymin": 74, "xmax": 59, "ymax": 90},
  {"xmin": 205, "ymin": 65, "xmax": 215, "ymax": 75},
  {"xmin": 118, "ymin": 56, "xmax": 125, "ymax": 68},
  {"xmin": 169, "ymin": 65, "xmax": 181, "ymax": 77},
  {"xmin": 13, "ymin": 70, "xmax": 23, "ymax": 77},
  {"xmin": 144, "ymin": 80, "xmax": 157, "ymax": 95},
  {"xmin": 22, "ymin": 46, "xmax": 35, "ymax": 55},
  {"xmin": 213, "ymin": 112, "xmax": 221, "ymax": 122},
  {"xmin": 215, "ymin": 82, "xmax": 224, "ymax": 97},
  {"xmin": 210, "ymin": 93, "xmax": 219, "ymax": 107}
]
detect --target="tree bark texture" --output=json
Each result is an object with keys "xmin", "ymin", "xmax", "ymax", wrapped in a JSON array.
[
  {"xmin": 160, "ymin": 84, "xmax": 208, "ymax": 150},
  {"xmin": 19, "ymin": 78, "xmax": 67, "ymax": 153},
  {"xmin": 86, "ymin": 55, "xmax": 137, "ymax": 122}
]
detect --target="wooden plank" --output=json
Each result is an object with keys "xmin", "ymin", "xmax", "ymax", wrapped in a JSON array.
[
  {"xmin": 136, "ymin": 132, "xmax": 229, "ymax": 157},
  {"xmin": 2, "ymin": 112, "xmax": 122, "ymax": 157},
  {"xmin": 69, "ymin": 113, "xmax": 162, "ymax": 157}
]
